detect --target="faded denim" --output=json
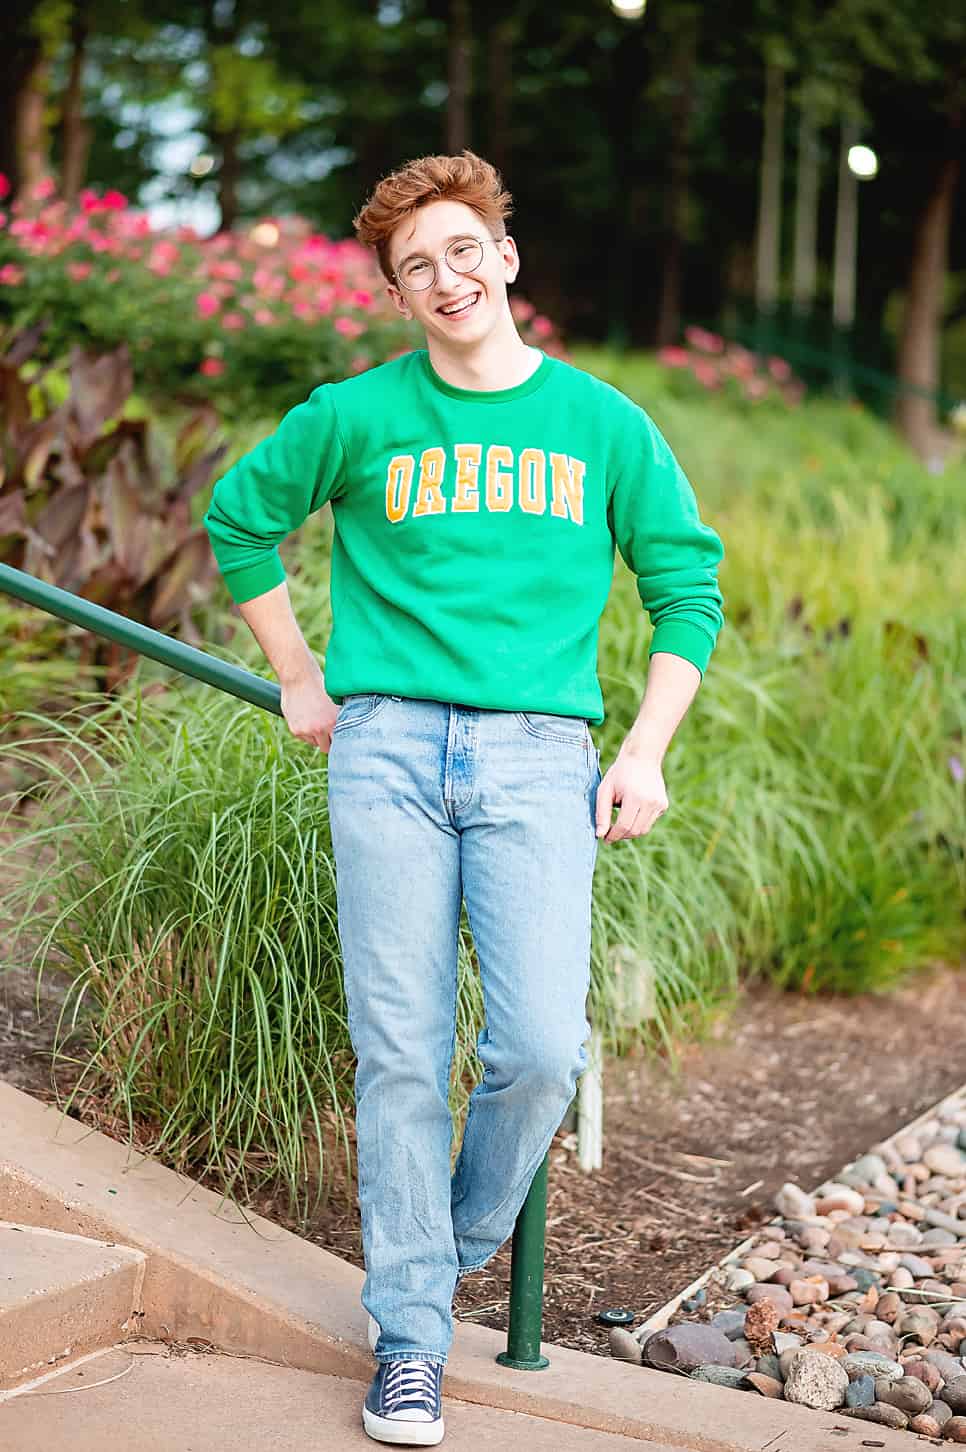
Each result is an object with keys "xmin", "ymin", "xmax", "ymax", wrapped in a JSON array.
[{"xmin": 326, "ymin": 693, "xmax": 601, "ymax": 1366}]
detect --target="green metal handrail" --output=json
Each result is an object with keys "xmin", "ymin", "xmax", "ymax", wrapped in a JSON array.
[{"xmin": 0, "ymin": 561, "xmax": 552, "ymax": 1370}]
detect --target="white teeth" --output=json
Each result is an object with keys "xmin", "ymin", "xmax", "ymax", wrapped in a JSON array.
[{"xmin": 440, "ymin": 293, "xmax": 479, "ymax": 316}]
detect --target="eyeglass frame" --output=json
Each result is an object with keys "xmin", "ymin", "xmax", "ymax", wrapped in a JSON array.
[{"xmin": 390, "ymin": 233, "xmax": 507, "ymax": 292}]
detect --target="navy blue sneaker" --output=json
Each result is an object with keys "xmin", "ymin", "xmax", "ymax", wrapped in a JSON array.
[{"xmin": 362, "ymin": 1358, "xmax": 445, "ymax": 1445}]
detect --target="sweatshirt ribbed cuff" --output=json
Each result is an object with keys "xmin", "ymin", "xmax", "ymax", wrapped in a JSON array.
[
  {"xmin": 648, "ymin": 619, "xmax": 717, "ymax": 677},
  {"xmin": 221, "ymin": 553, "xmax": 286, "ymax": 604}
]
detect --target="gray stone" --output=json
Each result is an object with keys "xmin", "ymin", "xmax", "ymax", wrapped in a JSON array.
[
  {"xmin": 723, "ymin": 1267, "xmax": 755, "ymax": 1293},
  {"xmin": 842, "ymin": 1352, "xmax": 904, "ymax": 1381},
  {"xmin": 642, "ymin": 1323, "xmax": 738, "ymax": 1375},
  {"xmin": 923, "ymin": 1348, "xmax": 966, "ymax": 1382},
  {"xmin": 842, "ymin": 1402, "xmax": 909, "ymax": 1429},
  {"xmin": 930, "ymin": 1399, "xmax": 954, "ymax": 1425},
  {"xmin": 755, "ymin": 1353, "xmax": 783, "ymax": 1381},
  {"xmin": 850, "ymin": 1268, "xmax": 882, "ymax": 1292},
  {"xmin": 944, "ymin": 1376, "xmax": 966, "ymax": 1414},
  {"xmin": 609, "ymin": 1327, "xmax": 643, "ymax": 1364},
  {"xmin": 744, "ymin": 1284, "xmax": 794, "ymax": 1314},
  {"xmin": 845, "ymin": 1375, "xmax": 876, "ymax": 1408},
  {"xmin": 689, "ymin": 1365, "xmax": 748, "ymax": 1389},
  {"xmin": 874, "ymin": 1374, "xmax": 932, "ymax": 1414},
  {"xmin": 772, "ymin": 1332, "xmax": 804, "ymax": 1355},
  {"xmin": 709, "ymin": 1308, "xmax": 748, "ymax": 1341},
  {"xmin": 775, "ymin": 1183, "xmax": 816, "ymax": 1219},
  {"xmin": 730, "ymin": 1337, "xmax": 756, "ymax": 1368},
  {"xmin": 782, "ymin": 1350, "xmax": 849, "ymax": 1410},
  {"xmin": 899, "ymin": 1253, "xmax": 935, "ymax": 1278},
  {"xmin": 924, "ymin": 1229, "xmax": 960, "ymax": 1247},
  {"xmin": 850, "ymin": 1154, "xmax": 888, "ymax": 1184},
  {"xmin": 925, "ymin": 1145, "xmax": 966, "ymax": 1177}
]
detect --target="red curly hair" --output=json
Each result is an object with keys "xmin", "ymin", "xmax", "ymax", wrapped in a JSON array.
[{"xmin": 353, "ymin": 150, "xmax": 513, "ymax": 282}]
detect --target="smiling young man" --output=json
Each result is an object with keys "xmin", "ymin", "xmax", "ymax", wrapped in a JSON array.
[{"xmin": 203, "ymin": 150, "xmax": 724, "ymax": 1446}]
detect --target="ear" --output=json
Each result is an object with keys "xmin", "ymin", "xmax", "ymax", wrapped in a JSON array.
[
  {"xmin": 500, "ymin": 235, "xmax": 521, "ymax": 285},
  {"xmin": 387, "ymin": 283, "xmax": 412, "ymax": 319}
]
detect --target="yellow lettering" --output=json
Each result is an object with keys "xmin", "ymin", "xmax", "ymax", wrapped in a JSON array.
[
  {"xmin": 452, "ymin": 444, "xmax": 482, "ymax": 513},
  {"xmin": 549, "ymin": 453, "xmax": 585, "ymax": 525},
  {"xmin": 413, "ymin": 447, "xmax": 447, "ymax": 516},
  {"xmin": 485, "ymin": 445, "xmax": 513, "ymax": 512},
  {"xmin": 518, "ymin": 447, "xmax": 546, "ymax": 515},
  {"xmin": 385, "ymin": 455, "xmax": 414, "ymax": 523}
]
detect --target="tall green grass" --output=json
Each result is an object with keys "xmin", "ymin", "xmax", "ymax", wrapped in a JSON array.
[{"xmin": 2, "ymin": 351, "xmax": 964, "ymax": 1216}]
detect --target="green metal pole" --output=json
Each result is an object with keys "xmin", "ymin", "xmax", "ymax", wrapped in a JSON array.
[
  {"xmin": 0, "ymin": 561, "xmax": 552, "ymax": 1368},
  {"xmin": 0, "ymin": 564, "xmax": 282, "ymax": 716},
  {"xmin": 495, "ymin": 1152, "xmax": 550, "ymax": 1370}
]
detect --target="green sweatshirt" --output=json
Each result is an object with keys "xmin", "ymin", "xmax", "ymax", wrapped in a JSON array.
[{"xmin": 203, "ymin": 348, "xmax": 724, "ymax": 726}]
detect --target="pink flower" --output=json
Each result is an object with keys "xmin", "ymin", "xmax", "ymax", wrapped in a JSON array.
[
  {"xmin": 0, "ymin": 263, "xmax": 24, "ymax": 286},
  {"xmin": 0, "ymin": 211, "xmax": 6, "ymax": 229},
  {"xmin": 531, "ymin": 315, "xmax": 554, "ymax": 339},
  {"xmin": 0, "ymin": 174, "xmax": 10, "ymax": 200},
  {"xmin": 67, "ymin": 261, "xmax": 93, "ymax": 281},
  {"xmin": 351, "ymin": 288, "xmax": 374, "ymax": 309},
  {"xmin": 510, "ymin": 298, "xmax": 535, "ymax": 323},
  {"xmin": 253, "ymin": 307, "xmax": 275, "ymax": 325},
  {"xmin": 106, "ymin": 268, "xmax": 120, "ymax": 282},
  {"xmin": 658, "ymin": 346, "xmax": 689, "ymax": 369},
  {"xmin": 221, "ymin": 311, "xmax": 246, "ymax": 331},
  {"xmin": 196, "ymin": 291, "xmax": 220, "ymax": 318},
  {"xmin": 691, "ymin": 359, "xmax": 720, "ymax": 389},
  {"xmin": 31, "ymin": 177, "xmax": 57, "ymax": 202},
  {"xmin": 200, "ymin": 357, "xmax": 225, "ymax": 377},
  {"xmin": 102, "ymin": 190, "xmax": 128, "ymax": 211},
  {"xmin": 744, "ymin": 377, "xmax": 770, "ymax": 401},
  {"xmin": 79, "ymin": 188, "xmax": 103, "ymax": 214},
  {"xmin": 334, "ymin": 316, "xmax": 364, "ymax": 339},
  {"xmin": 685, "ymin": 326, "xmax": 725, "ymax": 354},
  {"xmin": 349, "ymin": 353, "xmax": 371, "ymax": 374},
  {"xmin": 767, "ymin": 356, "xmax": 792, "ymax": 383}
]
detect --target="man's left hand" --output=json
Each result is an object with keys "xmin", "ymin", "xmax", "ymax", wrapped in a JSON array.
[{"xmin": 595, "ymin": 745, "xmax": 669, "ymax": 843}]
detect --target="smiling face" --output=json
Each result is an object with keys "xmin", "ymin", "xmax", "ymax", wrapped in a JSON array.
[{"xmin": 385, "ymin": 198, "xmax": 520, "ymax": 352}]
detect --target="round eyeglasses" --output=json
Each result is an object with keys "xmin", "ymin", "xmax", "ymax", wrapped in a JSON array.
[{"xmin": 393, "ymin": 236, "xmax": 498, "ymax": 292}]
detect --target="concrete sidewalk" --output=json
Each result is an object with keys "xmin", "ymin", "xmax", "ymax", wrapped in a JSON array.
[
  {"xmin": 1, "ymin": 1343, "xmax": 686, "ymax": 1451},
  {"xmin": 0, "ymin": 1083, "xmax": 915, "ymax": 1451}
]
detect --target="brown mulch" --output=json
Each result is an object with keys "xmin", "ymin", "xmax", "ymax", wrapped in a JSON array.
[{"xmin": 6, "ymin": 954, "xmax": 965, "ymax": 1359}]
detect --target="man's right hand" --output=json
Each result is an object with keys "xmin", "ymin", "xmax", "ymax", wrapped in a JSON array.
[{"xmin": 280, "ymin": 664, "xmax": 340, "ymax": 753}]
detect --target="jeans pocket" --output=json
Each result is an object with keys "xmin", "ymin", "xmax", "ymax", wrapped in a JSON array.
[
  {"xmin": 332, "ymin": 693, "xmax": 390, "ymax": 733},
  {"xmin": 514, "ymin": 710, "xmax": 589, "ymax": 748}
]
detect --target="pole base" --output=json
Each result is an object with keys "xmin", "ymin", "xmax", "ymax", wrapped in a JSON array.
[{"xmin": 495, "ymin": 1351, "xmax": 550, "ymax": 1371}]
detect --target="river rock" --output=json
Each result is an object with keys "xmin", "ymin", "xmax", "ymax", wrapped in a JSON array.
[
  {"xmin": 783, "ymin": 1349, "xmax": 849, "ymax": 1410},
  {"xmin": 925, "ymin": 1229, "xmax": 961, "ymax": 1248},
  {"xmin": 944, "ymin": 1416, "xmax": 966, "ymax": 1442},
  {"xmin": 944, "ymin": 1376, "xmax": 966, "ymax": 1414},
  {"xmin": 925, "ymin": 1146, "xmax": 966, "ymax": 1177},
  {"xmin": 745, "ymin": 1284, "xmax": 793, "ymax": 1314},
  {"xmin": 850, "ymin": 1154, "xmax": 888, "ymax": 1183},
  {"xmin": 842, "ymin": 1352, "xmax": 904, "ymax": 1380},
  {"xmin": 874, "ymin": 1374, "xmax": 932, "ymax": 1414},
  {"xmin": 899, "ymin": 1308, "xmax": 941, "ymax": 1345},
  {"xmin": 889, "ymin": 1267, "xmax": 915, "ymax": 1289},
  {"xmin": 924, "ymin": 1348, "xmax": 966, "ymax": 1381},
  {"xmin": 790, "ymin": 1277, "xmax": 829, "ymax": 1306},
  {"xmin": 710, "ymin": 1308, "xmax": 748, "ymax": 1340},
  {"xmin": 723, "ymin": 1267, "xmax": 756, "ymax": 1293},
  {"xmin": 745, "ymin": 1373, "xmax": 783, "ymax": 1397},
  {"xmin": 932, "ymin": 1399, "xmax": 954, "ymax": 1425},
  {"xmin": 903, "ymin": 1357, "xmax": 943, "ymax": 1393},
  {"xmin": 896, "ymin": 1135, "xmax": 922, "ymax": 1162},
  {"xmin": 887, "ymin": 1222, "xmax": 923, "ymax": 1248},
  {"xmin": 689, "ymin": 1365, "xmax": 748, "ymax": 1389},
  {"xmin": 754, "ymin": 1353, "xmax": 783, "ymax": 1381},
  {"xmin": 816, "ymin": 1183, "xmax": 866, "ymax": 1217},
  {"xmin": 775, "ymin": 1183, "xmax": 816, "ymax": 1219},
  {"xmin": 609, "ymin": 1327, "xmax": 643, "ymax": 1364},
  {"xmin": 643, "ymin": 1324, "xmax": 738, "ymax": 1374},
  {"xmin": 909, "ymin": 1412, "xmax": 943, "ymax": 1436},
  {"xmin": 742, "ymin": 1256, "xmax": 781, "ymax": 1282},
  {"xmin": 843, "ymin": 1403, "xmax": 909, "ymax": 1429},
  {"xmin": 875, "ymin": 1291, "xmax": 902, "ymax": 1323},
  {"xmin": 899, "ymin": 1253, "xmax": 935, "ymax": 1279},
  {"xmin": 844, "ymin": 1375, "xmax": 876, "ymax": 1408}
]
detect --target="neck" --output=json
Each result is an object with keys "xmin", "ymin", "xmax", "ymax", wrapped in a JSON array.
[{"xmin": 424, "ymin": 315, "xmax": 540, "ymax": 392}]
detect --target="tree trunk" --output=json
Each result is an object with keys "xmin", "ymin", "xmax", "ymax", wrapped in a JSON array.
[
  {"xmin": 656, "ymin": 8, "xmax": 697, "ymax": 347},
  {"xmin": 15, "ymin": 44, "xmax": 52, "ymax": 201},
  {"xmin": 832, "ymin": 115, "xmax": 860, "ymax": 330},
  {"xmin": 447, "ymin": 0, "xmax": 471, "ymax": 152},
  {"xmin": 216, "ymin": 126, "xmax": 240, "ymax": 232},
  {"xmin": 792, "ymin": 91, "xmax": 820, "ymax": 316},
  {"xmin": 61, "ymin": 8, "xmax": 91, "ymax": 206},
  {"xmin": 755, "ymin": 60, "xmax": 784, "ymax": 313},
  {"xmin": 487, "ymin": 15, "xmax": 514, "ymax": 178},
  {"xmin": 895, "ymin": 134, "xmax": 961, "ymax": 462}
]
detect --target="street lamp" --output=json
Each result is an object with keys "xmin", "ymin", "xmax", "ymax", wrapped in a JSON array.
[
  {"xmin": 610, "ymin": 0, "xmax": 646, "ymax": 17},
  {"xmin": 847, "ymin": 145, "xmax": 879, "ymax": 180}
]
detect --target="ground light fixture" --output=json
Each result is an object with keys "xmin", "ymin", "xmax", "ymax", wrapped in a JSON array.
[{"xmin": 847, "ymin": 144, "xmax": 878, "ymax": 179}]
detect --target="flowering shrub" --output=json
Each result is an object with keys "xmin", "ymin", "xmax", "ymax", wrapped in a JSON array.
[
  {"xmin": 0, "ymin": 176, "xmax": 567, "ymax": 418},
  {"xmin": 657, "ymin": 325, "xmax": 806, "ymax": 408}
]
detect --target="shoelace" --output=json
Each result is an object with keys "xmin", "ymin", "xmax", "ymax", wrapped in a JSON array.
[{"xmin": 383, "ymin": 1359, "xmax": 439, "ymax": 1415}]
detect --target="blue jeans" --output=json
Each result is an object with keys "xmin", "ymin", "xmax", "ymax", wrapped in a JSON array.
[{"xmin": 326, "ymin": 694, "xmax": 601, "ymax": 1367}]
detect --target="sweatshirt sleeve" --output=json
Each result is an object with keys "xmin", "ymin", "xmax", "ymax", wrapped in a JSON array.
[
  {"xmin": 607, "ymin": 405, "xmax": 724, "ymax": 678},
  {"xmin": 203, "ymin": 384, "xmax": 347, "ymax": 604}
]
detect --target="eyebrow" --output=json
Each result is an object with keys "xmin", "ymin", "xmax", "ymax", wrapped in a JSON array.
[{"xmin": 394, "ymin": 232, "xmax": 484, "ymax": 272}]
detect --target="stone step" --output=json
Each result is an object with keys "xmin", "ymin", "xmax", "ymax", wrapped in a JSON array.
[
  {"xmin": 0, "ymin": 1220, "xmax": 145, "ymax": 1391},
  {"xmin": 0, "ymin": 1343, "xmax": 687, "ymax": 1451}
]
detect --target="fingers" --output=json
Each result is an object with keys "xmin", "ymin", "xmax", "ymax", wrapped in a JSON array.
[{"xmin": 596, "ymin": 787, "xmax": 669, "ymax": 844}]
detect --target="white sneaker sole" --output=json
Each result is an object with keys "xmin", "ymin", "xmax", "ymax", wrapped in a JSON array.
[{"xmin": 362, "ymin": 1404, "xmax": 445, "ymax": 1445}]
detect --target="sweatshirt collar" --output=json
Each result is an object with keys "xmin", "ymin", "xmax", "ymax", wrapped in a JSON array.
[{"xmin": 418, "ymin": 348, "xmax": 553, "ymax": 403}]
